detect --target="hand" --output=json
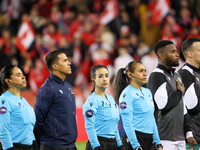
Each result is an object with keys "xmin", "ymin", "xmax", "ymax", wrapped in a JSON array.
[
  {"xmin": 117, "ymin": 145, "xmax": 125, "ymax": 150},
  {"xmin": 176, "ymin": 80, "xmax": 185, "ymax": 95},
  {"xmin": 157, "ymin": 144, "xmax": 163, "ymax": 150},
  {"xmin": 187, "ymin": 137, "xmax": 197, "ymax": 150}
]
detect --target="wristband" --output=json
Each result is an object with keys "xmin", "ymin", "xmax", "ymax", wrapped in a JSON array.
[{"xmin": 157, "ymin": 144, "xmax": 163, "ymax": 149}]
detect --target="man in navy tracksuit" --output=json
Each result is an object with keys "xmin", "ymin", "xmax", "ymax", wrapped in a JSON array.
[{"xmin": 34, "ymin": 50, "xmax": 77, "ymax": 150}]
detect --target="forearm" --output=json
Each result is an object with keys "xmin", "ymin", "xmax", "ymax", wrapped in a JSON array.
[{"xmin": 161, "ymin": 90, "xmax": 182, "ymax": 114}]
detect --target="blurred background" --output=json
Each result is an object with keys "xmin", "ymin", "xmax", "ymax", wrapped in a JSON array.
[{"xmin": 0, "ymin": 0, "xmax": 200, "ymax": 148}]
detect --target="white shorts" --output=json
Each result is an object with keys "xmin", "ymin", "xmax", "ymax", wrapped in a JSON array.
[{"xmin": 161, "ymin": 140, "xmax": 186, "ymax": 150}]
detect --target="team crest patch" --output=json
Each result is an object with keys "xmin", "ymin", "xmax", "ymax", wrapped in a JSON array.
[
  {"xmin": 85, "ymin": 110, "xmax": 93, "ymax": 118},
  {"xmin": 119, "ymin": 102, "xmax": 127, "ymax": 109},
  {"xmin": 177, "ymin": 77, "xmax": 182, "ymax": 84},
  {"xmin": 68, "ymin": 88, "xmax": 74, "ymax": 94},
  {"xmin": 0, "ymin": 107, "xmax": 7, "ymax": 114}
]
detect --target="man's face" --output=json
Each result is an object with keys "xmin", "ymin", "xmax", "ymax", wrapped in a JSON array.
[
  {"xmin": 56, "ymin": 53, "xmax": 72, "ymax": 75},
  {"xmin": 162, "ymin": 44, "xmax": 180, "ymax": 67},
  {"xmin": 191, "ymin": 42, "xmax": 200, "ymax": 67}
]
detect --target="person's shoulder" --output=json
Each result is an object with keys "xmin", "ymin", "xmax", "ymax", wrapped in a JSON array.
[
  {"xmin": 148, "ymin": 69, "xmax": 165, "ymax": 82},
  {"xmin": 178, "ymin": 65, "xmax": 193, "ymax": 76},
  {"xmin": 0, "ymin": 92, "xmax": 12, "ymax": 108},
  {"xmin": 83, "ymin": 93, "xmax": 99, "ymax": 109},
  {"xmin": 37, "ymin": 78, "xmax": 55, "ymax": 96}
]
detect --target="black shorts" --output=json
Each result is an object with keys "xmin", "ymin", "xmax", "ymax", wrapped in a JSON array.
[
  {"xmin": 122, "ymin": 131, "xmax": 157, "ymax": 150},
  {"xmin": 85, "ymin": 136, "xmax": 117, "ymax": 150},
  {"xmin": 39, "ymin": 144, "xmax": 77, "ymax": 150}
]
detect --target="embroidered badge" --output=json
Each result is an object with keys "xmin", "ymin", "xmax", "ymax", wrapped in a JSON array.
[
  {"xmin": 0, "ymin": 107, "xmax": 7, "ymax": 114},
  {"xmin": 120, "ymin": 102, "xmax": 127, "ymax": 109},
  {"xmin": 85, "ymin": 110, "xmax": 93, "ymax": 118},
  {"xmin": 68, "ymin": 88, "xmax": 74, "ymax": 94},
  {"xmin": 177, "ymin": 77, "xmax": 182, "ymax": 84}
]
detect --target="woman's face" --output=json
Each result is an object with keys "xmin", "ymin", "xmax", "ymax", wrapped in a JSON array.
[
  {"xmin": 93, "ymin": 68, "xmax": 109, "ymax": 90},
  {"xmin": 131, "ymin": 63, "xmax": 147, "ymax": 85},
  {"xmin": 9, "ymin": 67, "xmax": 26, "ymax": 88}
]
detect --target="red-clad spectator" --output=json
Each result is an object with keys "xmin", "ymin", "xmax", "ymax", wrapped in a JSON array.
[
  {"xmin": 66, "ymin": 12, "xmax": 84, "ymax": 43},
  {"xmin": 185, "ymin": 19, "xmax": 200, "ymax": 39},
  {"xmin": 50, "ymin": 4, "xmax": 62, "ymax": 24},
  {"xmin": 0, "ymin": 28, "xmax": 11, "ymax": 55},
  {"xmin": 161, "ymin": 15, "xmax": 184, "ymax": 38},
  {"xmin": 35, "ymin": 0, "xmax": 52, "ymax": 18},
  {"xmin": 29, "ymin": 58, "xmax": 50, "ymax": 95},
  {"xmin": 43, "ymin": 22, "xmax": 63, "ymax": 46},
  {"xmin": 81, "ymin": 20, "xmax": 95, "ymax": 47}
]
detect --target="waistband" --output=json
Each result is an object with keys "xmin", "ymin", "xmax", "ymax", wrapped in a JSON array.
[
  {"xmin": 97, "ymin": 136, "xmax": 116, "ymax": 142},
  {"xmin": 13, "ymin": 143, "xmax": 33, "ymax": 150}
]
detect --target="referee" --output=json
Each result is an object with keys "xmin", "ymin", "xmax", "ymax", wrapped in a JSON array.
[{"xmin": 83, "ymin": 65, "xmax": 124, "ymax": 150}]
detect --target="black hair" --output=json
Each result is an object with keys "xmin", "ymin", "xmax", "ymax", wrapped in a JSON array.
[
  {"xmin": 154, "ymin": 40, "xmax": 174, "ymax": 56},
  {"xmin": 90, "ymin": 65, "xmax": 108, "ymax": 93},
  {"xmin": 182, "ymin": 38, "xmax": 200, "ymax": 59},
  {"xmin": 113, "ymin": 61, "xmax": 142, "ymax": 104},
  {"xmin": 45, "ymin": 50, "xmax": 64, "ymax": 72},
  {"xmin": 0, "ymin": 65, "xmax": 15, "ymax": 95}
]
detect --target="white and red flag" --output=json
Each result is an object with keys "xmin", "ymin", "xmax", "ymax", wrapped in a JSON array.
[
  {"xmin": 151, "ymin": 0, "xmax": 171, "ymax": 25},
  {"xmin": 16, "ymin": 18, "xmax": 36, "ymax": 53},
  {"xmin": 99, "ymin": 0, "xmax": 118, "ymax": 25}
]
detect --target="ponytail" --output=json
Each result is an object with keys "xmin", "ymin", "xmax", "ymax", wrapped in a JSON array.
[{"xmin": 112, "ymin": 68, "xmax": 129, "ymax": 104}]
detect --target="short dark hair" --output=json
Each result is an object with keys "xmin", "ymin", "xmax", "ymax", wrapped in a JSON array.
[
  {"xmin": 45, "ymin": 50, "xmax": 64, "ymax": 72},
  {"xmin": 154, "ymin": 40, "xmax": 174, "ymax": 56},
  {"xmin": 182, "ymin": 38, "xmax": 200, "ymax": 58},
  {"xmin": 0, "ymin": 65, "xmax": 16, "ymax": 95}
]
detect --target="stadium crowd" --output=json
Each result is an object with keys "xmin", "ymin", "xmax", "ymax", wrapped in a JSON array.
[{"xmin": 0, "ymin": 0, "xmax": 200, "ymax": 101}]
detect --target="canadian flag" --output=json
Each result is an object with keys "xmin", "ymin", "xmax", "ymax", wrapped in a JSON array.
[
  {"xmin": 151, "ymin": 0, "xmax": 171, "ymax": 25},
  {"xmin": 99, "ymin": 0, "xmax": 118, "ymax": 25},
  {"xmin": 16, "ymin": 18, "xmax": 36, "ymax": 53}
]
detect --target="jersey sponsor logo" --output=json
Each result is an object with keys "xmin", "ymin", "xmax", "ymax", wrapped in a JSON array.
[
  {"xmin": 120, "ymin": 102, "xmax": 127, "ymax": 109},
  {"xmin": 59, "ymin": 90, "xmax": 63, "ymax": 94},
  {"xmin": 1, "ymin": 100, "xmax": 5, "ymax": 105},
  {"xmin": 85, "ymin": 110, "xmax": 93, "ymax": 118},
  {"xmin": 0, "ymin": 106, "xmax": 7, "ymax": 114}
]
